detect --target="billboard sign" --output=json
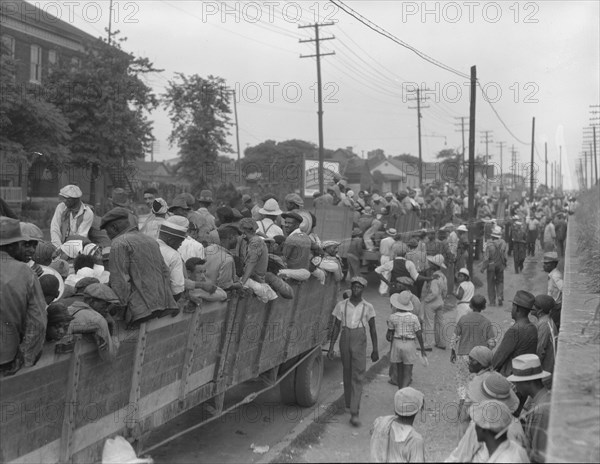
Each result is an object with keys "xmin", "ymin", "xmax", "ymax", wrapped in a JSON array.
[{"xmin": 304, "ymin": 160, "xmax": 340, "ymax": 198}]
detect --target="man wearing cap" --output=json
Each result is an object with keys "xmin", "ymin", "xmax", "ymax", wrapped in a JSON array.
[
  {"xmin": 140, "ymin": 198, "xmax": 168, "ymax": 240},
  {"xmin": 50, "ymin": 184, "xmax": 95, "ymax": 248},
  {"xmin": 101, "ymin": 207, "xmax": 178, "ymax": 325},
  {"xmin": 492, "ymin": 290, "xmax": 538, "ymax": 377},
  {"xmin": 508, "ymin": 354, "xmax": 552, "ymax": 463},
  {"xmin": 328, "ymin": 276, "xmax": 379, "ymax": 427},
  {"xmin": 257, "ymin": 199, "xmax": 284, "ymax": 238},
  {"xmin": 238, "ymin": 218, "xmax": 276, "ymax": 302},
  {"xmin": 61, "ymin": 283, "xmax": 121, "ymax": 361},
  {"xmin": 318, "ymin": 241, "xmax": 343, "ymax": 282},
  {"xmin": 281, "ymin": 211, "xmax": 312, "ymax": 271},
  {"xmin": 157, "ymin": 217, "xmax": 190, "ymax": 299},
  {"xmin": 284, "ymin": 193, "xmax": 304, "ymax": 212},
  {"xmin": 480, "ymin": 226, "xmax": 507, "ymax": 307},
  {"xmin": 195, "ymin": 190, "xmax": 219, "ymax": 246},
  {"xmin": 0, "ymin": 217, "xmax": 47, "ymax": 375},
  {"xmin": 370, "ymin": 387, "xmax": 425, "ymax": 462},
  {"xmin": 533, "ymin": 295, "xmax": 557, "ymax": 378},
  {"xmin": 542, "ymin": 252, "xmax": 562, "ymax": 331}
]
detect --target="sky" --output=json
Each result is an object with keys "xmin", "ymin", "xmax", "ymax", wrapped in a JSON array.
[{"xmin": 28, "ymin": 1, "xmax": 600, "ymax": 190}]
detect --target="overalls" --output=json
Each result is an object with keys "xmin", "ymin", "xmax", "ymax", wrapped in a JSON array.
[{"xmin": 340, "ymin": 300, "xmax": 367, "ymax": 416}]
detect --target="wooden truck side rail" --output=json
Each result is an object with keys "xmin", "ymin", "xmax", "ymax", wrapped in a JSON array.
[{"xmin": 0, "ymin": 277, "xmax": 338, "ymax": 464}]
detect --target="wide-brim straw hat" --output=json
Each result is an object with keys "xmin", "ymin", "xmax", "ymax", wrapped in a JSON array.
[
  {"xmin": 507, "ymin": 354, "xmax": 552, "ymax": 382},
  {"xmin": 468, "ymin": 372, "xmax": 519, "ymax": 413},
  {"xmin": 427, "ymin": 254, "xmax": 447, "ymax": 270}
]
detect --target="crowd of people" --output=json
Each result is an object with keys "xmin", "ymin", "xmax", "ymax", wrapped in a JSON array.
[{"xmin": 0, "ymin": 179, "xmax": 574, "ymax": 463}]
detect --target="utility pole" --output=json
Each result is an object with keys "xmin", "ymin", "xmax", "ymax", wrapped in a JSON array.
[
  {"xmin": 551, "ymin": 161, "xmax": 554, "ymax": 190},
  {"xmin": 480, "ymin": 131, "xmax": 493, "ymax": 194},
  {"xmin": 530, "ymin": 117, "xmax": 535, "ymax": 202},
  {"xmin": 544, "ymin": 142, "xmax": 547, "ymax": 188},
  {"xmin": 583, "ymin": 151, "xmax": 588, "ymax": 189},
  {"xmin": 467, "ymin": 66, "xmax": 476, "ymax": 277},
  {"xmin": 408, "ymin": 89, "xmax": 429, "ymax": 186},
  {"xmin": 497, "ymin": 141, "xmax": 505, "ymax": 186},
  {"xmin": 594, "ymin": 126, "xmax": 598, "ymax": 185},
  {"xmin": 559, "ymin": 147, "xmax": 562, "ymax": 193},
  {"xmin": 299, "ymin": 22, "xmax": 335, "ymax": 195},
  {"xmin": 108, "ymin": 0, "xmax": 114, "ymax": 45},
  {"xmin": 231, "ymin": 89, "xmax": 241, "ymax": 163},
  {"xmin": 455, "ymin": 116, "xmax": 468, "ymax": 171},
  {"xmin": 510, "ymin": 145, "xmax": 518, "ymax": 190}
]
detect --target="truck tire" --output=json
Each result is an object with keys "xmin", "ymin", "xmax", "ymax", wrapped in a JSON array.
[
  {"xmin": 279, "ymin": 369, "xmax": 297, "ymax": 405},
  {"xmin": 294, "ymin": 350, "xmax": 323, "ymax": 407}
]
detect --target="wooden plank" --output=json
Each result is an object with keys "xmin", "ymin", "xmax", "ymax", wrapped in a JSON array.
[
  {"xmin": 314, "ymin": 205, "xmax": 354, "ymax": 242},
  {"xmin": 212, "ymin": 296, "xmax": 239, "ymax": 386},
  {"xmin": 178, "ymin": 309, "xmax": 202, "ymax": 405},
  {"xmin": 126, "ymin": 323, "xmax": 147, "ymax": 440},
  {"xmin": 58, "ymin": 338, "xmax": 83, "ymax": 463}
]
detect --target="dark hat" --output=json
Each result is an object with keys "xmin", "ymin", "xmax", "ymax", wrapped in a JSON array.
[
  {"xmin": 533, "ymin": 294, "xmax": 555, "ymax": 314},
  {"xmin": 0, "ymin": 217, "xmax": 31, "ymax": 246},
  {"xmin": 239, "ymin": 217, "xmax": 258, "ymax": 231},
  {"xmin": 198, "ymin": 190, "xmax": 213, "ymax": 203},
  {"xmin": 177, "ymin": 193, "xmax": 196, "ymax": 209},
  {"xmin": 110, "ymin": 188, "xmax": 129, "ymax": 207},
  {"xmin": 281, "ymin": 212, "xmax": 303, "ymax": 223},
  {"xmin": 242, "ymin": 194, "xmax": 252, "ymax": 204},
  {"xmin": 216, "ymin": 206, "xmax": 235, "ymax": 222},
  {"xmin": 231, "ymin": 208, "xmax": 244, "ymax": 220},
  {"xmin": 47, "ymin": 302, "xmax": 74, "ymax": 324},
  {"xmin": 100, "ymin": 207, "xmax": 131, "ymax": 229},
  {"xmin": 168, "ymin": 197, "xmax": 191, "ymax": 211},
  {"xmin": 75, "ymin": 277, "xmax": 100, "ymax": 292},
  {"xmin": 84, "ymin": 283, "xmax": 120, "ymax": 303},
  {"xmin": 512, "ymin": 290, "xmax": 535, "ymax": 310}
]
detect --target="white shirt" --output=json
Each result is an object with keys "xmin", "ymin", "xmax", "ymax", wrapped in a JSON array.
[
  {"xmin": 178, "ymin": 236, "xmax": 205, "ymax": 263},
  {"xmin": 257, "ymin": 217, "xmax": 283, "ymax": 238},
  {"xmin": 375, "ymin": 257, "xmax": 420, "ymax": 281},
  {"xmin": 458, "ymin": 281, "xmax": 475, "ymax": 303},
  {"xmin": 50, "ymin": 202, "xmax": 94, "ymax": 248},
  {"xmin": 158, "ymin": 239, "xmax": 185, "ymax": 295},
  {"xmin": 379, "ymin": 236, "xmax": 396, "ymax": 258},
  {"xmin": 332, "ymin": 298, "xmax": 376, "ymax": 329},
  {"xmin": 548, "ymin": 268, "xmax": 563, "ymax": 304}
]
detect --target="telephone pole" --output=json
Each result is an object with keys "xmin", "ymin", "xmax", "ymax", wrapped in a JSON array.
[
  {"xmin": 231, "ymin": 89, "xmax": 241, "ymax": 163},
  {"xmin": 455, "ymin": 116, "xmax": 468, "ymax": 169},
  {"xmin": 408, "ymin": 89, "xmax": 429, "ymax": 186},
  {"xmin": 497, "ymin": 141, "xmax": 505, "ymax": 186},
  {"xmin": 559, "ymin": 147, "xmax": 562, "ymax": 193},
  {"xmin": 299, "ymin": 22, "xmax": 335, "ymax": 195},
  {"xmin": 480, "ymin": 130, "xmax": 493, "ymax": 194},
  {"xmin": 544, "ymin": 142, "xmax": 547, "ymax": 188},
  {"xmin": 529, "ymin": 118, "xmax": 535, "ymax": 201},
  {"xmin": 510, "ymin": 145, "xmax": 518, "ymax": 189},
  {"xmin": 108, "ymin": 0, "xmax": 114, "ymax": 44},
  {"xmin": 467, "ymin": 66, "xmax": 476, "ymax": 277},
  {"xmin": 583, "ymin": 151, "xmax": 588, "ymax": 189}
]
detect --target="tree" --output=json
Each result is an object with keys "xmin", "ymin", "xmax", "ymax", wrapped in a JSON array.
[
  {"xmin": 1, "ymin": 42, "xmax": 71, "ymax": 177},
  {"xmin": 436, "ymin": 148, "xmax": 460, "ymax": 160},
  {"xmin": 163, "ymin": 74, "xmax": 233, "ymax": 191},
  {"xmin": 45, "ymin": 33, "xmax": 160, "ymax": 202}
]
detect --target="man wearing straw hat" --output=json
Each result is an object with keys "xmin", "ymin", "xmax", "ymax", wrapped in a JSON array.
[
  {"xmin": 446, "ymin": 373, "xmax": 528, "ymax": 462},
  {"xmin": 256, "ymin": 198, "xmax": 284, "ymax": 238},
  {"xmin": 421, "ymin": 254, "xmax": 448, "ymax": 350},
  {"xmin": 508, "ymin": 354, "xmax": 552, "ymax": 463}
]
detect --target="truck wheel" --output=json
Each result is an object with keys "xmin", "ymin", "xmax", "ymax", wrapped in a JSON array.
[
  {"xmin": 279, "ymin": 369, "xmax": 297, "ymax": 405},
  {"xmin": 294, "ymin": 350, "xmax": 323, "ymax": 407}
]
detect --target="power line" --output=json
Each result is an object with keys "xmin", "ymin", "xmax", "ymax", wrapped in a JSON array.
[{"xmin": 330, "ymin": 0, "xmax": 470, "ymax": 80}]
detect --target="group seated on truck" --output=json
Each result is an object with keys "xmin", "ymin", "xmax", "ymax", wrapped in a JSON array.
[{"xmin": 0, "ymin": 192, "xmax": 344, "ymax": 375}]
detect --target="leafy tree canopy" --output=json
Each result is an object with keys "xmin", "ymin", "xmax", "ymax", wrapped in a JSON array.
[{"xmin": 163, "ymin": 73, "xmax": 233, "ymax": 191}]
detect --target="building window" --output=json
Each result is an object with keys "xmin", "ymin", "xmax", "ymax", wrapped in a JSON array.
[
  {"xmin": 1, "ymin": 35, "xmax": 16, "ymax": 58},
  {"xmin": 30, "ymin": 44, "xmax": 42, "ymax": 83},
  {"xmin": 48, "ymin": 49, "xmax": 58, "ymax": 66}
]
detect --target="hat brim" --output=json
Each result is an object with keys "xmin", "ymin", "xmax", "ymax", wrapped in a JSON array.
[
  {"xmin": 426, "ymin": 257, "xmax": 447, "ymax": 270},
  {"xmin": 468, "ymin": 376, "xmax": 520, "ymax": 413},
  {"xmin": 0, "ymin": 235, "xmax": 32, "ymax": 246},
  {"xmin": 507, "ymin": 371, "xmax": 552, "ymax": 383},
  {"xmin": 258, "ymin": 208, "xmax": 282, "ymax": 216},
  {"xmin": 391, "ymin": 302, "xmax": 413, "ymax": 311}
]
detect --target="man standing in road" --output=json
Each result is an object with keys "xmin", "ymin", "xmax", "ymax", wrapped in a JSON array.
[
  {"xmin": 480, "ymin": 226, "xmax": 507, "ymax": 306},
  {"xmin": 542, "ymin": 252, "xmax": 563, "ymax": 331},
  {"xmin": 328, "ymin": 276, "xmax": 379, "ymax": 427},
  {"xmin": 492, "ymin": 290, "xmax": 538, "ymax": 377}
]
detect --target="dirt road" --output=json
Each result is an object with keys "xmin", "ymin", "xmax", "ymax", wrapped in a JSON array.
[{"xmin": 272, "ymin": 250, "xmax": 548, "ymax": 463}]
